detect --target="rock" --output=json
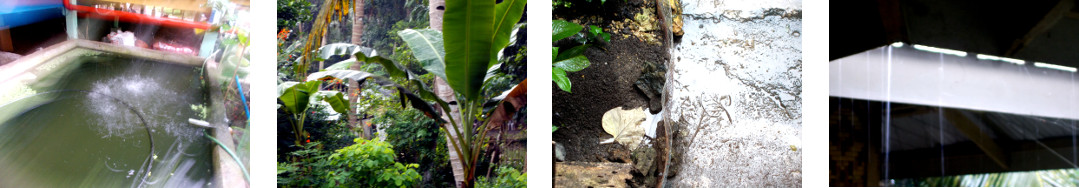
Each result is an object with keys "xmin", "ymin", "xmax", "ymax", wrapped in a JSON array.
[
  {"xmin": 635, "ymin": 61, "xmax": 667, "ymax": 114},
  {"xmin": 667, "ymin": 0, "xmax": 684, "ymax": 37},
  {"xmin": 632, "ymin": 146, "xmax": 656, "ymax": 176},
  {"xmin": 555, "ymin": 142, "xmax": 566, "ymax": 162},
  {"xmin": 607, "ymin": 144, "xmax": 633, "ymax": 163}
]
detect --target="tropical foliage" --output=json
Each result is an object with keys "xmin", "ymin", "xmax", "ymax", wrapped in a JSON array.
[
  {"xmin": 553, "ymin": 19, "xmax": 607, "ymax": 92},
  {"xmin": 277, "ymin": 139, "xmax": 421, "ymax": 187},
  {"xmin": 475, "ymin": 166, "xmax": 528, "ymax": 188},
  {"xmin": 277, "ymin": 0, "xmax": 527, "ymax": 187}
]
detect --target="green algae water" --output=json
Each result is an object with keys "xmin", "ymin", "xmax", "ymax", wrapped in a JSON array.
[{"xmin": 0, "ymin": 51, "xmax": 213, "ymax": 187}]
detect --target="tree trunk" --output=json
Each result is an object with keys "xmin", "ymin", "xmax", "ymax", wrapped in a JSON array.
[
  {"xmin": 429, "ymin": 0, "xmax": 445, "ymax": 30},
  {"xmin": 351, "ymin": 0, "xmax": 364, "ymax": 45},
  {"xmin": 434, "ymin": 77, "xmax": 465, "ymax": 188},
  {"xmin": 427, "ymin": 0, "xmax": 462, "ymax": 187},
  {"xmin": 350, "ymin": 0, "xmax": 370, "ymax": 139}
]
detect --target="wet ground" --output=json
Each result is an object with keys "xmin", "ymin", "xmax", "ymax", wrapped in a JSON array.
[
  {"xmin": 553, "ymin": 0, "xmax": 669, "ymax": 162},
  {"xmin": 665, "ymin": 0, "xmax": 802, "ymax": 187},
  {"xmin": 553, "ymin": 0, "xmax": 801, "ymax": 186}
]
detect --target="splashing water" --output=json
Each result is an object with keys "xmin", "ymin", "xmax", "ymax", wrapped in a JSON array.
[
  {"xmin": 87, "ymin": 71, "xmax": 204, "ymax": 142},
  {"xmin": 0, "ymin": 53, "xmax": 213, "ymax": 187}
]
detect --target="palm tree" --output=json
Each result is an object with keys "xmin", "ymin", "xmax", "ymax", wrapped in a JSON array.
[
  {"xmin": 425, "ymin": 0, "xmax": 464, "ymax": 186},
  {"xmin": 349, "ymin": 0, "xmax": 369, "ymax": 139}
]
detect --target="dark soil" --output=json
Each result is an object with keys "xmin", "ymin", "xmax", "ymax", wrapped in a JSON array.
[{"xmin": 552, "ymin": 0, "xmax": 670, "ymax": 162}]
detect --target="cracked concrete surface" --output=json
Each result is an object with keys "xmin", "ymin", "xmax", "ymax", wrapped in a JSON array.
[{"xmin": 664, "ymin": 0, "xmax": 802, "ymax": 187}]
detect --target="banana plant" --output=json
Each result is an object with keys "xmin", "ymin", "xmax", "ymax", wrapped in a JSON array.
[
  {"xmin": 421, "ymin": 0, "xmax": 527, "ymax": 187},
  {"xmin": 302, "ymin": 0, "xmax": 527, "ymax": 186},
  {"xmin": 277, "ymin": 80, "xmax": 351, "ymax": 147}
]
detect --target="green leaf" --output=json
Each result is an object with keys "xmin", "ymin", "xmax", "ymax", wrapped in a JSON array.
[
  {"xmin": 306, "ymin": 70, "xmax": 376, "ymax": 83},
  {"xmin": 318, "ymin": 43, "xmax": 371, "ymax": 60},
  {"xmin": 398, "ymin": 29, "xmax": 447, "ymax": 80},
  {"xmin": 279, "ymin": 80, "xmax": 320, "ymax": 114},
  {"xmin": 552, "ymin": 47, "xmax": 559, "ymax": 60},
  {"xmin": 354, "ymin": 51, "xmax": 409, "ymax": 80},
  {"xmin": 396, "ymin": 86, "xmax": 441, "ymax": 123},
  {"xmin": 324, "ymin": 58, "xmax": 356, "ymax": 70},
  {"xmin": 490, "ymin": 0, "xmax": 527, "ymax": 67},
  {"xmin": 444, "ymin": 0, "xmax": 495, "ymax": 101},
  {"xmin": 277, "ymin": 81, "xmax": 300, "ymax": 97},
  {"xmin": 554, "ymin": 44, "xmax": 590, "ymax": 62},
  {"xmin": 553, "ymin": 55, "xmax": 590, "ymax": 72},
  {"xmin": 408, "ymin": 79, "xmax": 451, "ymax": 123},
  {"xmin": 319, "ymin": 91, "xmax": 350, "ymax": 115},
  {"xmin": 552, "ymin": 20, "xmax": 584, "ymax": 42},
  {"xmin": 306, "ymin": 70, "xmax": 445, "ymax": 123},
  {"xmin": 553, "ymin": 67, "xmax": 572, "ymax": 92}
]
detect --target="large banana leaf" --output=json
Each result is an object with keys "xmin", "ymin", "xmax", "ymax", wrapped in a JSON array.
[
  {"xmin": 277, "ymin": 81, "xmax": 300, "ymax": 97},
  {"xmin": 279, "ymin": 80, "xmax": 321, "ymax": 115},
  {"xmin": 489, "ymin": 0, "xmax": 527, "ymax": 67},
  {"xmin": 317, "ymin": 43, "xmax": 373, "ymax": 60},
  {"xmin": 313, "ymin": 91, "xmax": 349, "ymax": 115},
  {"xmin": 307, "ymin": 70, "xmax": 376, "ymax": 85},
  {"xmin": 444, "ymin": 0, "xmax": 494, "ymax": 101},
  {"xmin": 357, "ymin": 51, "xmax": 409, "ymax": 79},
  {"xmin": 306, "ymin": 70, "xmax": 443, "ymax": 124},
  {"xmin": 398, "ymin": 29, "xmax": 447, "ymax": 80},
  {"xmin": 324, "ymin": 58, "xmax": 355, "ymax": 70}
]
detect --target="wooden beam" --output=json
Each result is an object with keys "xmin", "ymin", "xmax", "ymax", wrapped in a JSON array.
[
  {"xmin": 943, "ymin": 109, "xmax": 1008, "ymax": 169},
  {"xmin": 0, "ymin": 29, "xmax": 12, "ymax": 52},
  {"xmin": 1005, "ymin": 0, "xmax": 1074, "ymax": 56}
]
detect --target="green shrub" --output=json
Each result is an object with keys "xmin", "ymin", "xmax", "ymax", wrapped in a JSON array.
[
  {"xmin": 277, "ymin": 142, "xmax": 334, "ymax": 187},
  {"xmin": 277, "ymin": 139, "xmax": 421, "ymax": 188},
  {"xmin": 476, "ymin": 166, "xmax": 527, "ymax": 188},
  {"xmin": 380, "ymin": 107, "xmax": 455, "ymax": 187},
  {"xmin": 327, "ymin": 138, "xmax": 422, "ymax": 187}
]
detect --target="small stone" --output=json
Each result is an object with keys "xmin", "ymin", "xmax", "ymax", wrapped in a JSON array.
[
  {"xmin": 632, "ymin": 146, "xmax": 656, "ymax": 176},
  {"xmin": 555, "ymin": 142, "xmax": 566, "ymax": 162}
]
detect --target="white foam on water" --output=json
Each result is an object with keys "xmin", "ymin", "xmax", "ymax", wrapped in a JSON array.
[{"xmin": 86, "ymin": 69, "xmax": 202, "ymax": 142}]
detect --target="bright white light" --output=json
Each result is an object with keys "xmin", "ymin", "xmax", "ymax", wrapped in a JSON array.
[
  {"xmin": 891, "ymin": 42, "xmax": 904, "ymax": 48},
  {"xmin": 975, "ymin": 54, "xmax": 1025, "ymax": 65},
  {"xmin": 912, "ymin": 45, "xmax": 966, "ymax": 57},
  {"xmin": 1034, "ymin": 62, "xmax": 1077, "ymax": 72}
]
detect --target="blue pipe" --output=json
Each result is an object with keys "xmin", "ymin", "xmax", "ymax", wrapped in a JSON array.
[{"xmin": 234, "ymin": 75, "xmax": 249, "ymax": 121}]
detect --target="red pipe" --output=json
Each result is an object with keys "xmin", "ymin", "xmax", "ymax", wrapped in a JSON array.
[{"xmin": 62, "ymin": 0, "xmax": 212, "ymax": 30}]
